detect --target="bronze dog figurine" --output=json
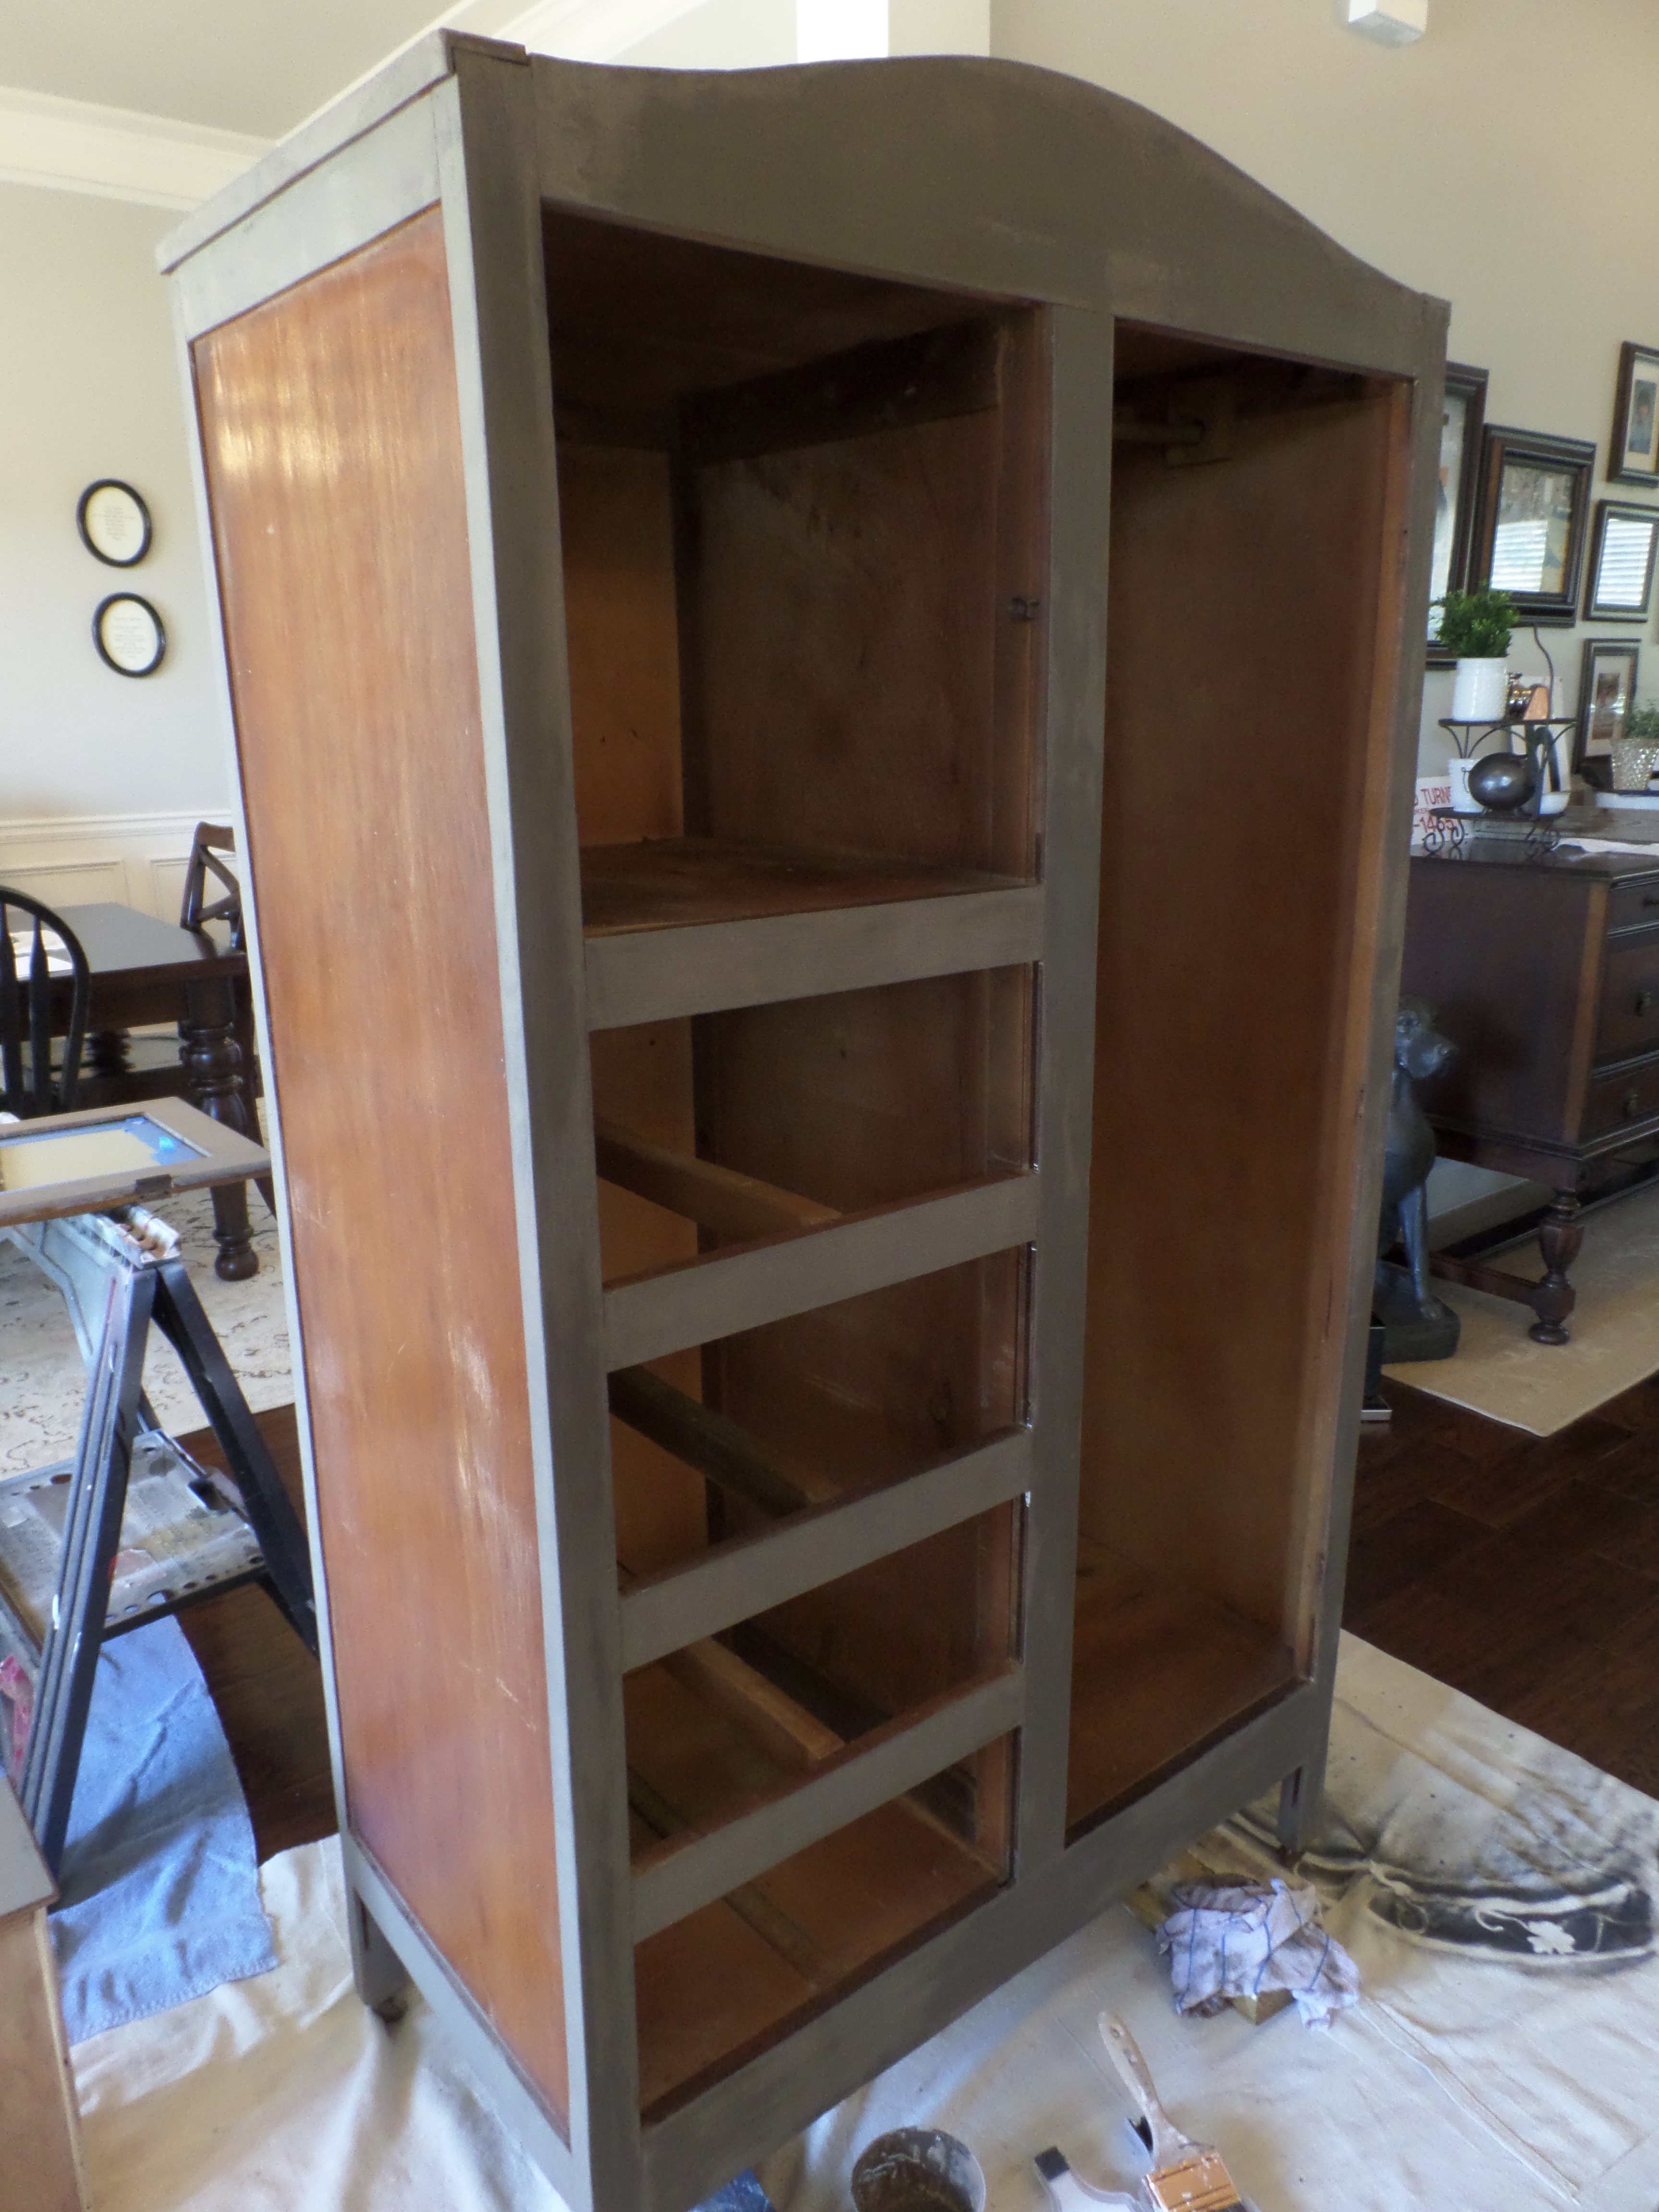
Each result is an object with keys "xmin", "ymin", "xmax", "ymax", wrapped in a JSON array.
[{"xmin": 1375, "ymin": 998, "xmax": 1460, "ymax": 1359}]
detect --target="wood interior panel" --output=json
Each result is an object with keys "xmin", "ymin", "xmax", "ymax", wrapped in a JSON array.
[
  {"xmin": 543, "ymin": 206, "xmax": 1005, "ymax": 443},
  {"xmin": 557, "ymin": 442, "xmax": 684, "ymax": 846},
  {"xmin": 1076, "ymin": 358, "xmax": 1400, "ymax": 1710},
  {"xmin": 589, "ymin": 1022, "xmax": 707, "ymax": 1575},
  {"xmin": 687, "ymin": 406, "xmax": 1025, "ymax": 872},
  {"xmin": 633, "ymin": 1782, "xmax": 999, "ymax": 2119},
  {"xmin": 192, "ymin": 210, "xmax": 569, "ymax": 2122},
  {"xmin": 1065, "ymin": 1539, "xmax": 1296, "ymax": 1836}
]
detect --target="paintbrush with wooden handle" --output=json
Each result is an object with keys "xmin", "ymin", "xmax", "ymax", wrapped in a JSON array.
[{"xmin": 1098, "ymin": 2013, "xmax": 1246, "ymax": 2212}]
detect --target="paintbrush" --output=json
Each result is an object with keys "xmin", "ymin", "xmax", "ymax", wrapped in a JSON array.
[{"xmin": 1098, "ymin": 2013, "xmax": 1246, "ymax": 2212}]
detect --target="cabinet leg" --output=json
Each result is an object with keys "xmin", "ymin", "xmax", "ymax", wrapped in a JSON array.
[
  {"xmin": 348, "ymin": 1888, "xmax": 410, "ymax": 2023},
  {"xmin": 180, "ymin": 977, "xmax": 258, "ymax": 1282},
  {"xmin": 1276, "ymin": 1755, "xmax": 1324, "ymax": 1860},
  {"xmin": 1529, "ymin": 1191, "xmax": 1582, "ymax": 1346}
]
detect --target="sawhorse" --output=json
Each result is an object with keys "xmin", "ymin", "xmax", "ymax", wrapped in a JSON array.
[{"xmin": 0, "ymin": 1206, "xmax": 315, "ymax": 1876}]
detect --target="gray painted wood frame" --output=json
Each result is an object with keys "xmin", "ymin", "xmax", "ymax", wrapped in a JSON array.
[
  {"xmin": 584, "ymin": 884, "xmax": 1044, "ymax": 1030},
  {"xmin": 631, "ymin": 1666, "xmax": 1023, "ymax": 1940},
  {"xmin": 619, "ymin": 1429, "xmax": 1032, "ymax": 1671},
  {"xmin": 162, "ymin": 38, "xmax": 1446, "ymax": 2212},
  {"xmin": 602, "ymin": 1173, "xmax": 1040, "ymax": 1369}
]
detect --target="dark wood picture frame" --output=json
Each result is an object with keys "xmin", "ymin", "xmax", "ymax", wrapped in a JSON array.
[
  {"xmin": 1471, "ymin": 424, "xmax": 1596, "ymax": 625},
  {"xmin": 1609, "ymin": 341, "xmax": 1659, "ymax": 487},
  {"xmin": 1427, "ymin": 362, "xmax": 1489, "ymax": 663},
  {"xmin": 1575, "ymin": 636, "xmax": 1640, "ymax": 775},
  {"xmin": 1584, "ymin": 501, "xmax": 1659, "ymax": 622}
]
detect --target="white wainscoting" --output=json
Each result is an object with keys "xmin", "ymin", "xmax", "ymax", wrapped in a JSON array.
[{"xmin": 0, "ymin": 810, "xmax": 217, "ymax": 923}]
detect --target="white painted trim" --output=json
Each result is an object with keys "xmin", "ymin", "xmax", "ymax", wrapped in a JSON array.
[
  {"xmin": 0, "ymin": 808, "xmax": 214, "ymax": 922},
  {"xmin": 0, "ymin": 84, "xmax": 269, "ymax": 210}
]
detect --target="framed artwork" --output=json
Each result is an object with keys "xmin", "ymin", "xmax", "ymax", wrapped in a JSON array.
[
  {"xmin": 1584, "ymin": 502, "xmax": 1659, "ymax": 621},
  {"xmin": 1426, "ymin": 363, "xmax": 1489, "ymax": 661},
  {"xmin": 1471, "ymin": 425, "xmax": 1596, "ymax": 624},
  {"xmin": 1575, "ymin": 637, "xmax": 1640, "ymax": 773},
  {"xmin": 1609, "ymin": 342, "xmax": 1659, "ymax": 486},
  {"xmin": 76, "ymin": 479, "xmax": 152, "ymax": 567},
  {"xmin": 92, "ymin": 592, "xmax": 166, "ymax": 677}
]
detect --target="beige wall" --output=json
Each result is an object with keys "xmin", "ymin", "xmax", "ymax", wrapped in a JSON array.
[
  {"xmin": 994, "ymin": 0, "xmax": 1659, "ymax": 771},
  {"xmin": 0, "ymin": 182, "xmax": 226, "ymax": 829}
]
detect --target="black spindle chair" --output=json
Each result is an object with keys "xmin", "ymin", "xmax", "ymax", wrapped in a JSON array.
[
  {"xmin": 0, "ymin": 890, "xmax": 90, "ymax": 1119},
  {"xmin": 179, "ymin": 825, "xmax": 275, "ymax": 1218}
]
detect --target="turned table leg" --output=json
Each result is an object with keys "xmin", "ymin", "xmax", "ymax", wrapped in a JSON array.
[
  {"xmin": 180, "ymin": 976, "xmax": 258, "ymax": 1282},
  {"xmin": 1529, "ymin": 1189, "xmax": 1582, "ymax": 1346}
]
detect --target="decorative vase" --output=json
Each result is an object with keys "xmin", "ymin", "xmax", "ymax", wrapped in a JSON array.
[
  {"xmin": 1611, "ymin": 737, "xmax": 1659, "ymax": 793},
  {"xmin": 1447, "ymin": 757, "xmax": 1481, "ymax": 813},
  {"xmin": 1451, "ymin": 657, "xmax": 1510, "ymax": 721},
  {"xmin": 1467, "ymin": 752, "xmax": 1536, "ymax": 813}
]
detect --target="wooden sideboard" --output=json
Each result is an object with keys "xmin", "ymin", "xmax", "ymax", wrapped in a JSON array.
[{"xmin": 1402, "ymin": 844, "xmax": 1659, "ymax": 1341}]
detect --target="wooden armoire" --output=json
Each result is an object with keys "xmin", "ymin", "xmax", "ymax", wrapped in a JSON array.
[{"xmin": 163, "ymin": 38, "xmax": 1441, "ymax": 2212}]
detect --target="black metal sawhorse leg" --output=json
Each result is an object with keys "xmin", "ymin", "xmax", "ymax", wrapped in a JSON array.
[{"xmin": 10, "ymin": 1207, "xmax": 315, "ymax": 1877}]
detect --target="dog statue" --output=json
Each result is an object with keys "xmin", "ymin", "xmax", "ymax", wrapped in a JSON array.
[{"xmin": 1375, "ymin": 998, "xmax": 1460, "ymax": 1361}]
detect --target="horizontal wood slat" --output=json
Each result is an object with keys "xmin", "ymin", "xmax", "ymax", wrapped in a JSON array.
[
  {"xmin": 630, "ymin": 1666, "xmax": 1023, "ymax": 1942},
  {"xmin": 603, "ymin": 1174, "xmax": 1040, "ymax": 1370},
  {"xmin": 620, "ymin": 1429, "xmax": 1032, "ymax": 1672},
  {"xmin": 583, "ymin": 885, "xmax": 1044, "ymax": 1030}
]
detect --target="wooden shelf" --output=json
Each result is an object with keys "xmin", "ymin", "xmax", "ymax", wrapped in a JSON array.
[
  {"xmin": 634, "ymin": 1788, "xmax": 998, "ymax": 2121},
  {"xmin": 1065, "ymin": 1538, "xmax": 1298, "ymax": 1838},
  {"xmin": 581, "ymin": 838, "xmax": 1026, "ymax": 937}
]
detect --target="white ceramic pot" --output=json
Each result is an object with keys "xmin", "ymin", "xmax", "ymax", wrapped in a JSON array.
[
  {"xmin": 1450, "ymin": 657, "xmax": 1510, "ymax": 722},
  {"xmin": 1447, "ymin": 757, "xmax": 1481, "ymax": 813}
]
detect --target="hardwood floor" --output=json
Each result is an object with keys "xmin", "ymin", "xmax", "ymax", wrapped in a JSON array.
[
  {"xmin": 179, "ymin": 1382, "xmax": 1659, "ymax": 1866},
  {"xmin": 1348, "ymin": 1373, "xmax": 1659, "ymax": 1799},
  {"xmin": 174, "ymin": 1404, "xmax": 337, "ymax": 1864}
]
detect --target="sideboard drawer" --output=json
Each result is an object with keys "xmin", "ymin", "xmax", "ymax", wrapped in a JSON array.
[
  {"xmin": 1599, "ymin": 933, "xmax": 1659, "ymax": 1059},
  {"xmin": 1584, "ymin": 1052, "xmax": 1659, "ymax": 1139},
  {"xmin": 1606, "ymin": 875, "xmax": 1659, "ymax": 933}
]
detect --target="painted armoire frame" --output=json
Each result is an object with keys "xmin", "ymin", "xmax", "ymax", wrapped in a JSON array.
[{"xmin": 162, "ymin": 37, "xmax": 1443, "ymax": 2212}]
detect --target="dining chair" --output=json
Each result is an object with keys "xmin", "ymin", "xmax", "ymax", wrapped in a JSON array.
[
  {"xmin": 179, "ymin": 824, "xmax": 275, "ymax": 1219},
  {"xmin": 0, "ymin": 890, "xmax": 90, "ymax": 1118}
]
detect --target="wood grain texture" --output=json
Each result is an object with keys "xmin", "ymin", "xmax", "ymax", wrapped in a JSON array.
[
  {"xmin": 1075, "ymin": 371, "xmax": 1399, "ymax": 1786},
  {"xmin": 192, "ymin": 209, "xmax": 569, "ymax": 2121},
  {"xmin": 0, "ymin": 1909, "xmax": 85, "ymax": 2212}
]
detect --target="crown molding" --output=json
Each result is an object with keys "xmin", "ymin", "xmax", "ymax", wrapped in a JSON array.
[{"xmin": 0, "ymin": 84, "xmax": 269, "ymax": 210}]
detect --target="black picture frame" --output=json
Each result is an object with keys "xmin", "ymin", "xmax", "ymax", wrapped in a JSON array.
[
  {"xmin": 1470, "ymin": 424, "xmax": 1596, "ymax": 625},
  {"xmin": 1609, "ymin": 341, "xmax": 1659, "ymax": 487},
  {"xmin": 1426, "ymin": 362, "xmax": 1489, "ymax": 663},
  {"xmin": 1584, "ymin": 501, "xmax": 1659, "ymax": 621},
  {"xmin": 92, "ymin": 592, "xmax": 166, "ymax": 677},
  {"xmin": 1575, "ymin": 636, "xmax": 1640, "ymax": 775},
  {"xmin": 75, "ymin": 478, "xmax": 152, "ymax": 567}
]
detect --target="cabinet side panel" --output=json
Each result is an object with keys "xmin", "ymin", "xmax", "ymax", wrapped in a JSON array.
[{"xmin": 191, "ymin": 209, "xmax": 569, "ymax": 2123}]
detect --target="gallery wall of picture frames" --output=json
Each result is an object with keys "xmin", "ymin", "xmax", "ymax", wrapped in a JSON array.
[
  {"xmin": 1431, "ymin": 342, "xmax": 1659, "ymax": 792},
  {"xmin": 76, "ymin": 477, "xmax": 165, "ymax": 677}
]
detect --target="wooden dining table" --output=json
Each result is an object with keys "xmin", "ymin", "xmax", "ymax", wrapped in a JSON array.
[{"xmin": 49, "ymin": 902, "xmax": 262, "ymax": 1280}]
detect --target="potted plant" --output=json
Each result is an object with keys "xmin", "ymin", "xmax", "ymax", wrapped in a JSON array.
[{"xmin": 1433, "ymin": 586, "xmax": 1514, "ymax": 723}]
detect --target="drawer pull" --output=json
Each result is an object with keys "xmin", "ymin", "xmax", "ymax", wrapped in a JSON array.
[
  {"xmin": 1638, "ymin": 989, "xmax": 1656, "ymax": 1016},
  {"xmin": 1626, "ymin": 1089, "xmax": 1642, "ymax": 1118}
]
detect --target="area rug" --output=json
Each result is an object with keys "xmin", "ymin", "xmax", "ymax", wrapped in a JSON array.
[
  {"xmin": 72, "ymin": 1634, "xmax": 1659, "ymax": 2212},
  {"xmin": 0, "ymin": 1183, "xmax": 291, "ymax": 1478},
  {"xmin": 1386, "ymin": 1179, "xmax": 1659, "ymax": 1435},
  {"xmin": 52, "ymin": 1615, "xmax": 276, "ymax": 2043}
]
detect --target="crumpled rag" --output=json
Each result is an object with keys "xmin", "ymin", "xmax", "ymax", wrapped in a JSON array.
[{"xmin": 1157, "ymin": 1878, "xmax": 1360, "ymax": 2025}]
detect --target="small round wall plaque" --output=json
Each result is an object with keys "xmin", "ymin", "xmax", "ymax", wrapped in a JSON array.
[
  {"xmin": 77, "ymin": 479, "xmax": 153, "ymax": 566},
  {"xmin": 93, "ymin": 593, "xmax": 166, "ymax": 677}
]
